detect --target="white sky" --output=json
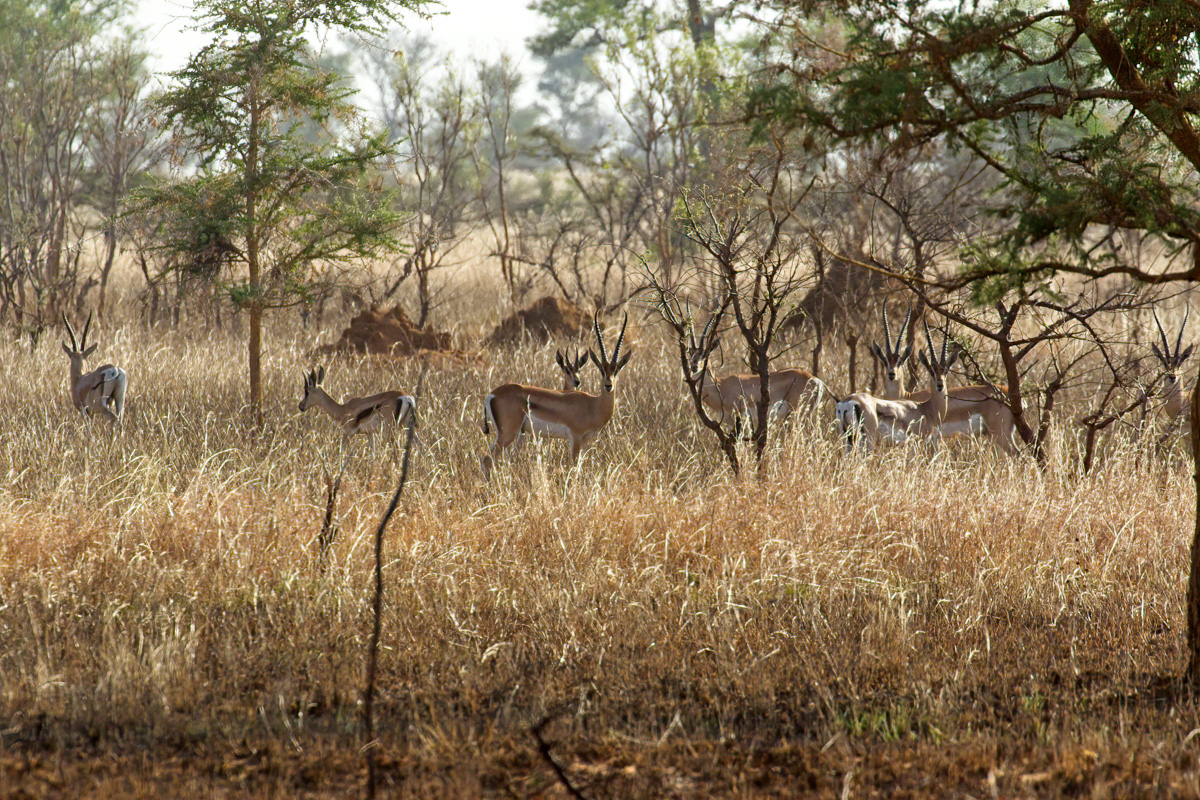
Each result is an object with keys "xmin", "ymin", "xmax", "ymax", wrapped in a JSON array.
[{"xmin": 139, "ymin": 0, "xmax": 542, "ymax": 75}]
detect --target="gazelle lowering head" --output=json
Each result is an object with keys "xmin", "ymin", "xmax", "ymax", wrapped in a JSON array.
[
  {"xmin": 299, "ymin": 366, "xmax": 416, "ymax": 445},
  {"xmin": 62, "ymin": 312, "xmax": 127, "ymax": 424},
  {"xmin": 683, "ymin": 309, "xmax": 831, "ymax": 428},
  {"xmin": 555, "ymin": 347, "xmax": 590, "ymax": 391},
  {"xmin": 481, "ymin": 312, "xmax": 632, "ymax": 480},
  {"xmin": 1151, "ymin": 307, "xmax": 1194, "ymax": 422}
]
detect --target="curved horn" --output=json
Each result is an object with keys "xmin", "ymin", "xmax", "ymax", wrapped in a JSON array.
[
  {"xmin": 593, "ymin": 313, "xmax": 609, "ymax": 365},
  {"xmin": 1154, "ymin": 310, "xmax": 1172, "ymax": 356},
  {"xmin": 1177, "ymin": 307, "xmax": 1191, "ymax": 358},
  {"xmin": 882, "ymin": 308, "xmax": 894, "ymax": 357},
  {"xmin": 614, "ymin": 311, "xmax": 628, "ymax": 361},
  {"xmin": 923, "ymin": 318, "xmax": 938, "ymax": 367},
  {"xmin": 62, "ymin": 314, "xmax": 78, "ymax": 350},
  {"xmin": 81, "ymin": 311, "xmax": 93, "ymax": 351},
  {"xmin": 898, "ymin": 306, "xmax": 912, "ymax": 353}
]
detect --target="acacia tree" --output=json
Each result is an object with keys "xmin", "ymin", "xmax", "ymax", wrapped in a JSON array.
[
  {"xmin": 150, "ymin": 0, "xmax": 428, "ymax": 417},
  {"xmin": 745, "ymin": 0, "xmax": 1200, "ymax": 678}
]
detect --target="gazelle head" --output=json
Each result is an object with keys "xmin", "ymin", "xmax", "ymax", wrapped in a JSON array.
[
  {"xmin": 299, "ymin": 366, "xmax": 327, "ymax": 412},
  {"xmin": 917, "ymin": 319, "xmax": 959, "ymax": 394},
  {"xmin": 62, "ymin": 312, "xmax": 99, "ymax": 365},
  {"xmin": 870, "ymin": 307, "xmax": 913, "ymax": 383},
  {"xmin": 685, "ymin": 309, "xmax": 722, "ymax": 383},
  {"xmin": 555, "ymin": 347, "xmax": 590, "ymax": 390},
  {"xmin": 589, "ymin": 311, "xmax": 632, "ymax": 392},
  {"xmin": 1151, "ymin": 308, "xmax": 1193, "ymax": 390}
]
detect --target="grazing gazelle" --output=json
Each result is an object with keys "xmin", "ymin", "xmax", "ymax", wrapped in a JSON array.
[
  {"xmin": 62, "ymin": 313, "xmax": 128, "ymax": 423},
  {"xmin": 1150, "ymin": 308, "xmax": 1194, "ymax": 431},
  {"xmin": 555, "ymin": 347, "xmax": 590, "ymax": 391},
  {"xmin": 481, "ymin": 312, "xmax": 632, "ymax": 480},
  {"xmin": 685, "ymin": 311, "xmax": 831, "ymax": 429},
  {"xmin": 837, "ymin": 321, "xmax": 957, "ymax": 451},
  {"xmin": 299, "ymin": 366, "xmax": 416, "ymax": 445},
  {"xmin": 871, "ymin": 308, "xmax": 1019, "ymax": 452}
]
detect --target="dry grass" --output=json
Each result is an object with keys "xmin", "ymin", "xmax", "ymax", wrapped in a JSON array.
[{"xmin": 2, "ymin": 297, "xmax": 1200, "ymax": 798}]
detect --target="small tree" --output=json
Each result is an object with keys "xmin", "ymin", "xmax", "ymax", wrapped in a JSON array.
[{"xmin": 149, "ymin": 0, "xmax": 428, "ymax": 417}]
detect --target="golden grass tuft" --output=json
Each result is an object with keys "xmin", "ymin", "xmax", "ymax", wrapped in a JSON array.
[{"xmin": 1, "ymin": 304, "xmax": 1198, "ymax": 797}]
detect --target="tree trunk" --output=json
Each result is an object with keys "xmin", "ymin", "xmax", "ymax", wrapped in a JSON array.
[
  {"xmin": 1185, "ymin": 369, "xmax": 1200, "ymax": 682},
  {"xmin": 249, "ymin": 304, "xmax": 262, "ymax": 421}
]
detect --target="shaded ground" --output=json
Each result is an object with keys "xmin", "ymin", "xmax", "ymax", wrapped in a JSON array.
[{"xmin": 3, "ymin": 669, "xmax": 1196, "ymax": 798}]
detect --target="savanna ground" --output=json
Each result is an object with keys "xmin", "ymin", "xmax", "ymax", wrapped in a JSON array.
[{"xmin": 2, "ymin": 278, "xmax": 1200, "ymax": 798}]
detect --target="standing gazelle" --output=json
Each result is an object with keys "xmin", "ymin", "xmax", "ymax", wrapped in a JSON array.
[
  {"xmin": 62, "ymin": 313, "xmax": 128, "ymax": 423},
  {"xmin": 685, "ymin": 311, "xmax": 831, "ymax": 429},
  {"xmin": 299, "ymin": 366, "xmax": 416, "ymax": 446},
  {"xmin": 481, "ymin": 312, "xmax": 632, "ymax": 480},
  {"xmin": 1151, "ymin": 308, "xmax": 1194, "ymax": 431},
  {"xmin": 837, "ymin": 321, "xmax": 957, "ymax": 451},
  {"xmin": 871, "ymin": 308, "xmax": 1019, "ymax": 452}
]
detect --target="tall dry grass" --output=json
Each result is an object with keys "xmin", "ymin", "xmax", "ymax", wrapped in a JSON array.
[{"xmin": 1, "ymin": 293, "xmax": 1198, "ymax": 796}]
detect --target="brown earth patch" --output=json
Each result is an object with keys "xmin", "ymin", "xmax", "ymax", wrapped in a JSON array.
[
  {"xmin": 319, "ymin": 305, "xmax": 473, "ymax": 360},
  {"xmin": 486, "ymin": 296, "xmax": 593, "ymax": 346}
]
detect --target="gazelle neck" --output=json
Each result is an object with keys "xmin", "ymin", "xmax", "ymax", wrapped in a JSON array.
[
  {"xmin": 1164, "ymin": 374, "xmax": 1186, "ymax": 418},
  {"xmin": 307, "ymin": 385, "xmax": 349, "ymax": 421},
  {"xmin": 881, "ymin": 371, "xmax": 905, "ymax": 400}
]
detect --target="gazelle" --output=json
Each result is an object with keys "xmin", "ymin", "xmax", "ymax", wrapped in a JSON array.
[
  {"xmin": 1150, "ymin": 308, "xmax": 1194, "ymax": 431},
  {"xmin": 299, "ymin": 366, "xmax": 416, "ymax": 445},
  {"xmin": 837, "ymin": 321, "xmax": 957, "ymax": 451},
  {"xmin": 62, "ymin": 313, "xmax": 128, "ymax": 423},
  {"xmin": 685, "ymin": 312, "xmax": 832, "ymax": 429},
  {"xmin": 871, "ymin": 308, "xmax": 1019, "ymax": 452},
  {"xmin": 555, "ymin": 347, "xmax": 590, "ymax": 391},
  {"xmin": 481, "ymin": 312, "xmax": 632, "ymax": 480}
]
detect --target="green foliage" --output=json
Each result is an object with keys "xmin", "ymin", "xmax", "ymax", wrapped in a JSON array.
[
  {"xmin": 748, "ymin": 0, "xmax": 1200, "ymax": 292},
  {"xmin": 147, "ymin": 0, "xmax": 430, "ymax": 309}
]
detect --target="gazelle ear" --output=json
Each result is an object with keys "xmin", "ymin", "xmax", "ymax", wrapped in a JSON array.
[
  {"xmin": 555, "ymin": 350, "xmax": 565, "ymax": 368},
  {"xmin": 617, "ymin": 349, "xmax": 633, "ymax": 372},
  {"xmin": 946, "ymin": 348, "xmax": 961, "ymax": 369},
  {"xmin": 588, "ymin": 349, "xmax": 601, "ymax": 370},
  {"xmin": 870, "ymin": 342, "xmax": 885, "ymax": 363},
  {"xmin": 62, "ymin": 342, "xmax": 73, "ymax": 357},
  {"xmin": 1184, "ymin": 344, "xmax": 1196, "ymax": 362},
  {"xmin": 317, "ymin": 366, "xmax": 325, "ymax": 383},
  {"xmin": 1152, "ymin": 342, "xmax": 1166, "ymax": 363},
  {"xmin": 899, "ymin": 343, "xmax": 913, "ymax": 364},
  {"xmin": 707, "ymin": 334, "xmax": 720, "ymax": 354},
  {"xmin": 82, "ymin": 344, "xmax": 98, "ymax": 359}
]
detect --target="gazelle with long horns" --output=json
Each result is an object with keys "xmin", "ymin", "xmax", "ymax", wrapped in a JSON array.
[
  {"xmin": 871, "ymin": 308, "xmax": 1020, "ymax": 453},
  {"xmin": 62, "ymin": 313, "xmax": 128, "ymax": 424},
  {"xmin": 837, "ymin": 321, "xmax": 958, "ymax": 451},
  {"xmin": 481, "ymin": 312, "xmax": 632, "ymax": 480},
  {"xmin": 1150, "ymin": 308, "xmax": 1194, "ymax": 432},
  {"xmin": 684, "ymin": 310, "xmax": 832, "ymax": 428},
  {"xmin": 299, "ymin": 366, "xmax": 417, "ymax": 445}
]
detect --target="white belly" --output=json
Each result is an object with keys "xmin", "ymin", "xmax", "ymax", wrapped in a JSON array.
[
  {"xmin": 525, "ymin": 413, "xmax": 573, "ymax": 440},
  {"xmin": 939, "ymin": 414, "xmax": 985, "ymax": 438},
  {"xmin": 877, "ymin": 418, "xmax": 908, "ymax": 444}
]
